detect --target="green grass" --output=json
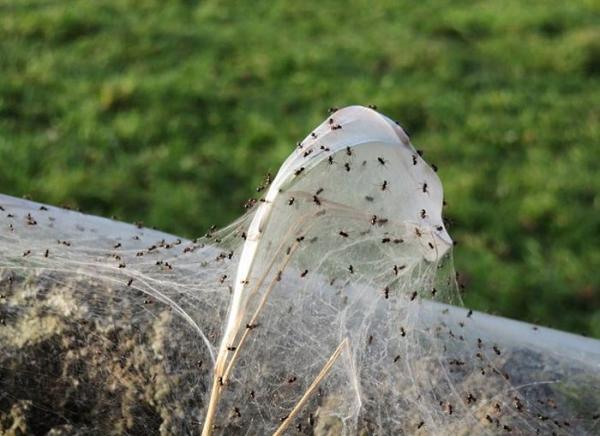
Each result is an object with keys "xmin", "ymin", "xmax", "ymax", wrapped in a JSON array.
[{"xmin": 1, "ymin": 0, "xmax": 598, "ymax": 337}]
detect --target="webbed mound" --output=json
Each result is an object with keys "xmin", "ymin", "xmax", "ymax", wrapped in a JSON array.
[{"xmin": 1, "ymin": 107, "xmax": 599, "ymax": 435}]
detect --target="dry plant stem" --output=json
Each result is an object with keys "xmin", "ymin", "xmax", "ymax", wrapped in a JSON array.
[
  {"xmin": 273, "ymin": 338, "xmax": 350, "ymax": 436},
  {"xmin": 222, "ymin": 243, "xmax": 298, "ymax": 383},
  {"xmin": 203, "ymin": 212, "xmax": 317, "ymax": 435},
  {"xmin": 223, "ymin": 213, "xmax": 317, "ymax": 382}
]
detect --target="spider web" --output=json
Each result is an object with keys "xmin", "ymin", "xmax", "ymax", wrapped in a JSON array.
[{"xmin": 1, "ymin": 106, "xmax": 598, "ymax": 435}]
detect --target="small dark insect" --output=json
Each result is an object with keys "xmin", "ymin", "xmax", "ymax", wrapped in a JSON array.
[
  {"xmin": 381, "ymin": 180, "xmax": 388, "ymax": 191},
  {"xmin": 371, "ymin": 215, "xmax": 378, "ymax": 225},
  {"xmin": 233, "ymin": 407, "xmax": 241, "ymax": 418},
  {"xmin": 417, "ymin": 149, "xmax": 424, "ymax": 157},
  {"xmin": 410, "ymin": 291, "xmax": 418, "ymax": 301},
  {"xmin": 368, "ymin": 104, "xmax": 378, "ymax": 110},
  {"xmin": 316, "ymin": 187, "xmax": 324, "ymax": 195},
  {"xmin": 276, "ymin": 271, "xmax": 282, "ymax": 281},
  {"xmin": 421, "ymin": 183, "xmax": 428, "ymax": 193},
  {"xmin": 297, "ymin": 141, "xmax": 303, "ymax": 149},
  {"xmin": 503, "ymin": 425, "xmax": 512, "ymax": 432},
  {"xmin": 246, "ymin": 323, "xmax": 258, "ymax": 330},
  {"xmin": 331, "ymin": 124, "xmax": 342, "ymax": 130},
  {"xmin": 477, "ymin": 338, "xmax": 483, "ymax": 348},
  {"xmin": 467, "ymin": 309, "xmax": 473, "ymax": 318},
  {"xmin": 365, "ymin": 195, "xmax": 374, "ymax": 202},
  {"xmin": 329, "ymin": 118, "xmax": 334, "ymax": 125},
  {"xmin": 118, "ymin": 263, "xmax": 126, "ymax": 268},
  {"xmin": 417, "ymin": 421, "xmax": 424, "ymax": 429},
  {"xmin": 300, "ymin": 269, "xmax": 308, "ymax": 278},
  {"xmin": 493, "ymin": 345, "xmax": 501, "ymax": 355},
  {"xmin": 22, "ymin": 250, "xmax": 31, "ymax": 257},
  {"xmin": 294, "ymin": 167, "xmax": 305, "ymax": 176},
  {"xmin": 288, "ymin": 376, "xmax": 297, "ymax": 384},
  {"xmin": 303, "ymin": 149, "xmax": 313, "ymax": 158},
  {"xmin": 280, "ymin": 415, "xmax": 289, "ymax": 422},
  {"xmin": 328, "ymin": 155, "xmax": 334, "ymax": 165},
  {"xmin": 346, "ymin": 146, "xmax": 352, "ymax": 156},
  {"xmin": 339, "ymin": 231, "xmax": 349, "ymax": 237},
  {"xmin": 466, "ymin": 393, "xmax": 477, "ymax": 404},
  {"xmin": 420, "ymin": 209, "xmax": 427, "ymax": 219},
  {"xmin": 344, "ymin": 162, "xmax": 351, "ymax": 172},
  {"xmin": 328, "ymin": 107, "xmax": 338, "ymax": 114},
  {"xmin": 393, "ymin": 265, "xmax": 406, "ymax": 275},
  {"xmin": 431, "ymin": 164, "xmax": 438, "ymax": 172},
  {"xmin": 412, "ymin": 154, "xmax": 418, "ymax": 165},
  {"xmin": 485, "ymin": 415, "xmax": 493, "ymax": 423},
  {"xmin": 415, "ymin": 228, "xmax": 422, "ymax": 237},
  {"xmin": 348, "ymin": 265, "xmax": 354, "ymax": 274},
  {"xmin": 313, "ymin": 195, "xmax": 321, "ymax": 206},
  {"xmin": 220, "ymin": 275, "xmax": 227, "ymax": 284},
  {"xmin": 241, "ymin": 232, "xmax": 247, "ymax": 240},
  {"xmin": 296, "ymin": 236, "xmax": 305, "ymax": 242},
  {"xmin": 381, "ymin": 237, "xmax": 390, "ymax": 243},
  {"xmin": 114, "ymin": 242, "xmax": 122, "ymax": 249},
  {"xmin": 394, "ymin": 355, "xmax": 401, "ymax": 362},
  {"xmin": 26, "ymin": 214, "xmax": 37, "ymax": 225},
  {"xmin": 431, "ymin": 288, "xmax": 437, "ymax": 296},
  {"xmin": 428, "ymin": 242, "xmax": 435, "ymax": 249},
  {"xmin": 0, "ymin": 205, "xmax": 4, "ymax": 211},
  {"xmin": 44, "ymin": 249, "xmax": 49, "ymax": 258},
  {"xmin": 400, "ymin": 327, "xmax": 406, "ymax": 337},
  {"xmin": 513, "ymin": 397, "xmax": 523, "ymax": 411},
  {"xmin": 227, "ymin": 346, "xmax": 236, "ymax": 351},
  {"xmin": 311, "ymin": 132, "xmax": 317, "ymax": 139},
  {"xmin": 127, "ymin": 278, "xmax": 133, "ymax": 287},
  {"xmin": 384, "ymin": 286, "xmax": 390, "ymax": 299},
  {"xmin": 377, "ymin": 157, "xmax": 386, "ymax": 166},
  {"xmin": 368, "ymin": 335, "xmax": 373, "ymax": 345},
  {"xmin": 436, "ymin": 225, "xmax": 444, "ymax": 231}
]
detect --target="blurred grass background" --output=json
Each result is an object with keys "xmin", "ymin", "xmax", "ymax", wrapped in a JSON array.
[{"xmin": 0, "ymin": 0, "xmax": 598, "ymax": 337}]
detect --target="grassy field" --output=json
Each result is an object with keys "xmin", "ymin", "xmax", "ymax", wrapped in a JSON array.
[{"xmin": 0, "ymin": 0, "xmax": 598, "ymax": 337}]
